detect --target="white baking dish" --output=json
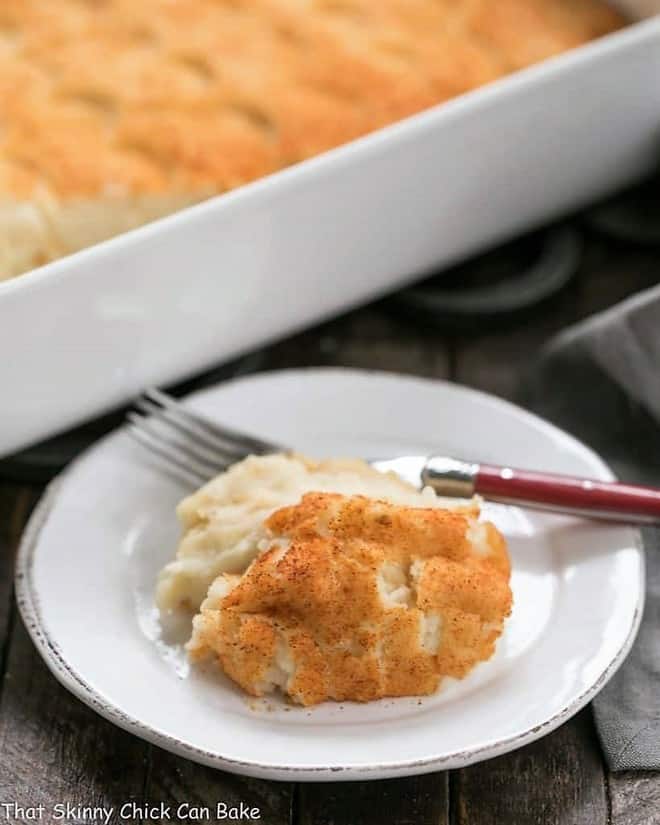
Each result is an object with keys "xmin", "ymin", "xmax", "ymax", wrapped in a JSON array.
[{"xmin": 1, "ymin": 17, "xmax": 659, "ymax": 457}]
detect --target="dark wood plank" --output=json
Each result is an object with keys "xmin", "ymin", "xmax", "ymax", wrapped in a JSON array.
[
  {"xmin": 0, "ymin": 616, "xmax": 149, "ymax": 813},
  {"xmin": 0, "ymin": 626, "xmax": 294, "ymax": 825},
  {"xmin": 453, "ymin": 710, "xmax": 608, "ymax": 825},
  {"xmin": 609, "ymin": 772, "xmax": 660, "ymax": 825},
  {"xmin": 0, "ymin": 483, "xmax": 38, "ymax": 549},
  {"xmin": 0, "ymin": 485, "xmax": 39, "ymax": 691},
  {"xmin": 0, "ymin": 481, "xmax": 150, "ymax": 814},
  {"xmin": 297, "ymin": 773, "xmax": 449, "ymax": 825},
  {"xmin": 145, "ymin": 747, "xmax": 294, "ymax": 825},
  {"xmin": 0, "ymin": 486, "xmax": 19, "ymax": 659},
  {"xmin": 0, "ymin": 482, "xmax": 40, "ymax": 547},
  {"xmin": 264, "ymin": 308, "xmax": 451, "ymax": 379}
]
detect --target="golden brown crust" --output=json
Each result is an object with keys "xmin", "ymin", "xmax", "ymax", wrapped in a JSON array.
[
  {"xmin": 0, "ymin": 0, "xmax": 626, "ymax": 201},
  {"xmin": 0, "ymin": 1, "xmax": 626, "ymax": 279},
  {"xmin": 188, "ymin": 492, "xmax": 513, "ymax": 705}
]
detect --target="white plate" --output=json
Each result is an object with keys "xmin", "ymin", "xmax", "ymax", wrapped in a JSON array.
[{"xmin": 16, "ymin": 368, "xmax": 644, "ymax": 781}]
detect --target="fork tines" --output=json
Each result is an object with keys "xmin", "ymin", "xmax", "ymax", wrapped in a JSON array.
[{"xmin": 126, "ymin": 387, "xmax": 281, "ymax": 486}]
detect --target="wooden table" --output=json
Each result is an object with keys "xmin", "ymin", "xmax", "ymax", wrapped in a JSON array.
[{"xmin": 1, "ymin": 225, "xmax": 659, "ymax": 825}]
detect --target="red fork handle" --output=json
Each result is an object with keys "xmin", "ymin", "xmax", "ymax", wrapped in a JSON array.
[
  {"xmin": 421, "ymin": 457, "xmax": 660, "ymax": 525},
  {"xmin": 476, "ymin": 464, "xmax": 660, "ymax": 523}
]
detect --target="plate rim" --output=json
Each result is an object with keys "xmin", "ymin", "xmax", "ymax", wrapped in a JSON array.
[{"xmin": 14, "ymin": 367, "xmax": 646, "ymax": 781}]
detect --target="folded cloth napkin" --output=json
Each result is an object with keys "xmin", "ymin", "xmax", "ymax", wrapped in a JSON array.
[{"xmin": 520, "ymin": 282, "xmax": 660, "ymax": 772}]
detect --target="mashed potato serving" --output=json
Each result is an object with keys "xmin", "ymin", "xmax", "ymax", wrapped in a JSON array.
[
  {"xmin": 157, "ymin": 453, "xmax": 512, "ymax": 706},
  {"xmin": 157, "ymin": 453, "xmax": 445, "ymax": 613}
]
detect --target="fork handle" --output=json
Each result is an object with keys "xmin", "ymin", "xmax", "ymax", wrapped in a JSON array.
[{"xmin": 422, "ymin": 457, "xmax": 660, "ymax": 525}]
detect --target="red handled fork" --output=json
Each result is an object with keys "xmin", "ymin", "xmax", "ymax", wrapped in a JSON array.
[{"xmin": 127, "ymin": 388, "xmax": 660, "ymax": 525}]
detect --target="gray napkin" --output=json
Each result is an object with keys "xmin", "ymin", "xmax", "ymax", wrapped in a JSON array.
[{"xmin": 520, "ymin": 282, "xmax": 660, "ymax": 772}]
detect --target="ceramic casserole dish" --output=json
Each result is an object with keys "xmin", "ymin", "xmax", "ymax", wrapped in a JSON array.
[{"xmin": 1, "ymin": 14, "xmax": 659, "ymax": 456}]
